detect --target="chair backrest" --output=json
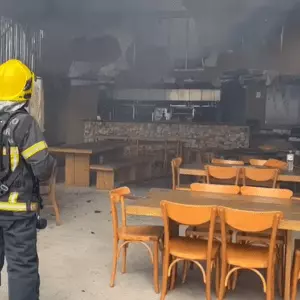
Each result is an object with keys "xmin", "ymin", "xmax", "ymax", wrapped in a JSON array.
[
  {"xmin": 249, "ymin": 159, "xmax": 267, "ymax": 167},
  {"xmin": 212, "ymin": 158, "xmax": 244, "ymax": 166},
  {"xmin": 241, "ymin": 186, "xmax": 293, "ymax": 199},
  {"xmin": 190, "ymin": 183, "xmax": 240, "ymax": 195},
  {"xmin": 205, "ymin": 165, "xmax": 241, "ymax": 185},
  {"xmin": 264, "ymin": 159, "xmax": 288, "ymax": 170},
  {"xmin": 219, "ymin": 207, "xmax": 282, "ymax": 270},
  {"xmin": 110, "ymin": 187, "xmax": 131, "ymax": 237},
  {"xmin": 161, "ymin": 200, "xmax": 217, "ymax": 260},
  {"xmin": 242, "ymin": 167, "xmax": 278, "ymax": 188},
  {"xmin": 171, "ymin": 157, "xmax": 183, "ymax": 190}
]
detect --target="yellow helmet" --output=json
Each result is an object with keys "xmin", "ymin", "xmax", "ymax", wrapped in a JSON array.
[{"xmin": 0, "ymin": 59, "xmax": 35, "ymax": 102}]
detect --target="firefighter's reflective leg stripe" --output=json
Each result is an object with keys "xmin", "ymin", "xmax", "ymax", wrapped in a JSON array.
[{"xmin": 22, "ymin": 141, "xmax": 48, "ymax": 160}]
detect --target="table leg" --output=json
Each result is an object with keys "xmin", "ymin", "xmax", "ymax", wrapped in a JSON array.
[
  {"xmin": 65, "ymin": 154, "xmax": 75, "ymax": 186},
  {"xmin": 284, "ymin": 230, "xmax": 295, "ymax": 300},
  {"xmin": 196, "ymin": 152, "xmax": 202, "ymax": 164},
  {"xmin": 74, "ymin": 154, "xmax": 90, "ymax": 187}
]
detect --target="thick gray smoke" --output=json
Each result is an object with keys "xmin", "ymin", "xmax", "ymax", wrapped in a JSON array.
[
  {"xmin": 2, "ymin": 0, "xmax": 297, "ymax": 49},
  {"xmin": 2, "ymin": 0, "xmax": 300, "ymax": 75}
]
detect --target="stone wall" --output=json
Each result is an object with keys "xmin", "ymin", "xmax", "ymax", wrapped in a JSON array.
[{"xmin": 84, "ymin": 121, "xmax": 249, "ymax": 149}]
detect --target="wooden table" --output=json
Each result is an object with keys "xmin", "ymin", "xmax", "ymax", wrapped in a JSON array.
[
  {"xmin": 179, "ymin": 163, "xmax": 300, "ymax": 183},
  {"xmin": 126, "ymin": 188, "xmax": 300, "ymax": 300},
  {"xmin": 49, "ymin": 141, "xmax": 127, "ymax": 186},
  {"xmin": 214, "ymin": 148, "xmax": 285, "ymax": 161}
]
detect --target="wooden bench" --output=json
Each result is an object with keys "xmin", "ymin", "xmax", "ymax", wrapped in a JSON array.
[{"xmin": 90, "ymin": 156, "xmax": 154, "ymax": 190}]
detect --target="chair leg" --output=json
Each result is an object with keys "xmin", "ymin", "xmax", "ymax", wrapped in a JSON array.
[
  {"xmin": 153, "ymin": 241, "xmax": 160, "ymax": 294},
  {"xmin": 110, "ymin": 238, "xmax": 119, "ymax": 287},
  {"xmin": 206, "ymin": 261, "xmax": 212, "ymax": 300},
  {"xmin": 50, "ymin": 188, "xmax": 61, "ymax": 226},
  {"xmin": 266, "ymin": 265, "xmax": 275, "ymax": 300},
  {"xmin": 182, "ymin": 260, "xmax": 189, "ymax": 284},
  {"xmin": 160, "ymin": 251, "xmax": 170, "ymax": 300},
  {"xmin": 231, "ymin": 270, "xmax": 238, "ymax": 290},
  {"xmin": 170, "ymin": 256, "xmax": 177, "ymax": 290},
  {"xmin": 215, "ymin": 256, "xmax": 220, "ymax": 297},
  {"xmin": 291, "ymin": 255, "xmax": 300, "ymax": 300},
  {"xmin": 277, "ymin": 245, "xmax": 284, "ymax": 297},
  {"xmin": 122, "ymin": 244, "xmax": 128, "ymax": 274},
  {"xmin": 218, "ymin": 261, "xmax": 227, "ymax": 300},
  {"xmin": 271, "ymin": 266, "xmax": 275, "ymax": 300}
]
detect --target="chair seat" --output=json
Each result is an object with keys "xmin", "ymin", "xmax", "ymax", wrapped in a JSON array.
[
  {"xmin": 226, "ymin": 243, "xmax": 269, "ymax": 269},
  {"xmin": 118, "ymin": 226, "xmax": 164, "ymax": 242},
  {"xmin": 169, "ymin": 237, "xmax": 219, "ymax": 260}
]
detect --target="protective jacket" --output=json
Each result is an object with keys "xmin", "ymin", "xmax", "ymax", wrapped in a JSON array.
[{"xmin": 0, "ymin": 108, "xmax": 55, "ymax": 213}]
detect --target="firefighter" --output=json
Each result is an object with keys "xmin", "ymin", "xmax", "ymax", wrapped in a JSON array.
[{"xmin": 0, "ymin": 59, "xmax": 55, "ymax": 300}]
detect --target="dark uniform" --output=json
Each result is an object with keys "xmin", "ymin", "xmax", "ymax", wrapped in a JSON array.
[
  {"xmin": 0, "ymin": 59, "xmax": 55, "ymax": 300},
  {"xmin": 0, "ymin": 110, "xmax": 55, "ymax": 300}
]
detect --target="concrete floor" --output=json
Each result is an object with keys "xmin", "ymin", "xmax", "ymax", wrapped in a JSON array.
[{"xmin": 0, "ymin": 184, "xmax": 298, "ymax": 299}]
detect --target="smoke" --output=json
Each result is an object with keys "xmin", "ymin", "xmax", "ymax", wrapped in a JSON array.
[{"xmin": 2, "ymin": 0, "xmax": 300, "ymax": 73}]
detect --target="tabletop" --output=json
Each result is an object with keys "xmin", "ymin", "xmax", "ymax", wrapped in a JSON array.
[
  {"xmin": 49, "ymin": 141, "xmax": 127, "ymax": 155},
  {"xmin": 214, "ymin": 148, "xmax": 286, "ymax": 159},
  {"xmin": 125, "ymin": 188, "xmax": 300, "ymax": 231}
]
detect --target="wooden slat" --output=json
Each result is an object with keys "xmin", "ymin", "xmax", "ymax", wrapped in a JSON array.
[
  {"xmin": 49, "ymin": 147, "xmax": 92, "ymax": 155},
  {"xmin": 96, "ymin": 170, "xmax": 114, "ymax": 190},
  {"xmin": 74, "ymin": 154, "xmax": 90, "ymax": 187},
  {"xmin": 90, "ymin": 156, "xmax": 155, "ymax": 172},
  {"xmin": 49, "ymin": 141, "xmax": 127, "ymax": 155},
  {"xmin": 90, "ymin": 165, "xmax": 114, "ymax": 172},
  {"xmin": 65, "ymin": 154, "xmax": 75, "ymax": 186}
]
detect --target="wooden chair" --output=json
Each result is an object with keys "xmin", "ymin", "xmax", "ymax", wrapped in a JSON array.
[
  {"xmin": 291, "ymin": 240, "xmax": 300, "ymax": 300},
  {"xmin": 40, "ymin": 167, "xmax": 61, "ymax": 225},
  {"xmin": 242, "ymin": 167, "xmax": 279, "ymax": 188},
  {"xmin": 205, "ymin": 165, "xmax": 241, "ymax": 185},
  {"xmin": 186, "ymin": 183, "xmax": 240, "ymax": 240},
  {"xmin": 190, "ymin": 183, "xmax": 240, "ymax": 195},
  {"xmin": 171, "ymin": 157, "xmax": 189, "ymax": 190},
  {"xmin": 249, "ymin": 159, "xmax": 267, "ymax": 167},
  {"xmin": 211, "ymin": 158, "xmax": 244, "ymax": 166},
  {"xmin": 160, "ymin": 201, "xmax": 219, "ymax": 300},
  {"xmin": 265, "ymin": 159, "xmax": 288, "ymax": 170},
  {"xmin": 218, "ymin": 207, "xmax": 282, "ymax": 300},
  {"xmin": 110, "ymin": 187, "xmax": 163, "ymax": 293},
  {"xmin": 184, "ymin": 184, "xmax": 240, "ymax": 282},
  {"xmin": 241, "ymin": 186, "xmax": 293, "ymax": 199},
  {"xmin": 239, "ymin": 186, "xmax": 293, "ymax": 297}
]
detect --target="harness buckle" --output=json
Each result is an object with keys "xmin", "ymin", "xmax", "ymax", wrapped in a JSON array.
[{"xmin": 0, "ymin": 184, "xmax": 8, "ymax": 192}]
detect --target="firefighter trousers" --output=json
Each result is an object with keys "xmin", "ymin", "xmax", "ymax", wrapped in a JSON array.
[{"xmin": 0, "ymin": 215, "xmax": 39, "ymax": 300}]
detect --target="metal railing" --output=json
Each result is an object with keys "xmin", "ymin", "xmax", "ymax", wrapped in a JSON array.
[{"xmin": 0, "ymin": 17, "xmax": 43, "ymax": 71}]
